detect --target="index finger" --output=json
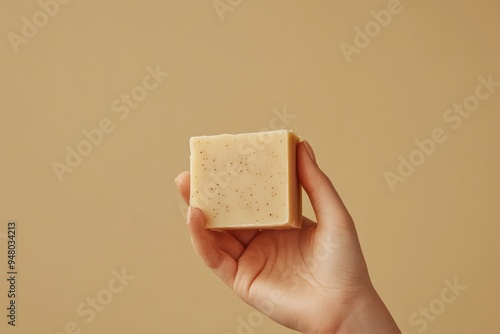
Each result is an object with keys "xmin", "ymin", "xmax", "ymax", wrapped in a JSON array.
[{"xmin": 175, "ymin": 171, "xmax": 190, "ymax": 204}]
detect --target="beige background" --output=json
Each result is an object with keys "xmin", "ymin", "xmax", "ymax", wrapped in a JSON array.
[{"xmin": 1, "ymin": 0, "xmax": 499, "ymax": 333}]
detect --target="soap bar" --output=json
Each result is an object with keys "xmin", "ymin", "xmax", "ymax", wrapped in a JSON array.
[{"xmin": 189, "ymin": 130, "xmax": 302, "ymax": 229}]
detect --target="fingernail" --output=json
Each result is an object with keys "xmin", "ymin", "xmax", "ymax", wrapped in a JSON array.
[
  {"xmin": 303, "ymin": 140, "xmax": 316, "ymax": 162},
  {"xmin": 187, "ymin": 206, "xmax": 192, "ymax": 224}
]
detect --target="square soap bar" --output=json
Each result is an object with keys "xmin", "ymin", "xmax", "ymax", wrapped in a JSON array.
[{"xmin": 189, "ymin": 130, "xmax": 302, "ymax": 229}]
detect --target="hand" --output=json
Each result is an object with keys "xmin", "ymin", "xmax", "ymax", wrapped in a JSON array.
[{"xmin": 175, "ymin": 140, "xmax": 400, "ymax": 334}]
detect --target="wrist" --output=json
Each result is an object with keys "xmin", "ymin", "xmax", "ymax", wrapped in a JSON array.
[
  {"xmin": 303, "ymin": 288, "xmax": 400, "ymax": 334},
  {"xmin": 335, "ymin": 288, "xmax": 400, "ymax": 334}
]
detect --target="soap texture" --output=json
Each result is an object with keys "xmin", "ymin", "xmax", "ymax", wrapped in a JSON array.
[{"xmin": 189, "ymin": 130, "xmax": 302, "ymax": 229}]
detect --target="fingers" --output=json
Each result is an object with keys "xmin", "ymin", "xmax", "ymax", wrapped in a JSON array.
[
  {"xmin": 302, "ymin": 216, "xmax": 316, "ymax": 228},
  {"xmin": 187, "ymin": 207, "xmax": 239, "ymax": 288},
  {"xmin": 175, "ymin": 171, "xmax": 190, "ymax": 204},
  {"xmin": 227, "ymin": 230, "xmax": 260, "ymax": 247},
  {"xmin": 297, "ymin": 141, "xmax": 353, "ymax": 233}
]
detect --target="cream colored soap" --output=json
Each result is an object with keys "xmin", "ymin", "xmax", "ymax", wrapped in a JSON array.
[{"xmin": 189, "ymin": 130, "xmax": 302, "ymax": 229}]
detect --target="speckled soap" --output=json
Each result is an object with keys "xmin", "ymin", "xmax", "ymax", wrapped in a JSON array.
[{"xmin": 189, "ymin": 130, "xmax": 302, "ymax": 229}]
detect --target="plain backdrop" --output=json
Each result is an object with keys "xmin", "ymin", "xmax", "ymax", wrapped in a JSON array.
[{"xmin": 1, "ymin": 1, "xmax": 499, "ymax": 333}]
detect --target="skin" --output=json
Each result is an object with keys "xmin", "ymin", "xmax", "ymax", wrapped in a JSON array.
[{"xmin": 175, "ymin": 140, "xmax": 401, "ymax": 334}]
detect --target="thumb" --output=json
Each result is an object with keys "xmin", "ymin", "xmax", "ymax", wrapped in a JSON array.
[{"xmin": 297, "ymin": 140, "xmax": 354, "ymax": 234}]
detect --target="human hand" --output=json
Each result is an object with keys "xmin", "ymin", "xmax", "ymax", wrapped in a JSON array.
[{"xmin": 175, "ymin": 140, "xmax": 400, "ymax": 334}]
